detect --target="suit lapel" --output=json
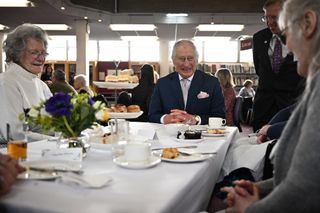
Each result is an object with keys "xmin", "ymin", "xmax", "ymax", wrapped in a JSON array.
[{"xmin": 263, "ymin": 31, "xmax": 273, "ymax": 70}]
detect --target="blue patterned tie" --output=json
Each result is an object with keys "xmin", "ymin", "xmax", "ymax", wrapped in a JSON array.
[{"xmin": 272, "ymin": 38, "xmax": 282, "ymax": 73}]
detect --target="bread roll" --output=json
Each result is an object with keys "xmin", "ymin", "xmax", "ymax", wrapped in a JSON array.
[
  {"xmin": 113, "ymin": 104, "xmax": 127, "ymax": 113},
  {"xmin": 127, "ymin": 105, "xmax": 140, "ymax": 112}
]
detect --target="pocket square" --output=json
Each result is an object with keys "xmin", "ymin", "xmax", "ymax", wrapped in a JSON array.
[{"xmin": 197, "ymin": 91, "xmax": 209, "ymax": 99}]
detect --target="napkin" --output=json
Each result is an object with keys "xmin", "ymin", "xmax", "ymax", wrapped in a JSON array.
[{"xmin": 60, "ymin": 173, "xmax": 112, "ymax": 189}]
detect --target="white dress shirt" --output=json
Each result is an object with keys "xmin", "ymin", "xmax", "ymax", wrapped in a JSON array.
[{"xmin": 0, "ymin": 63, "xmax": 52, "ymax": 140}]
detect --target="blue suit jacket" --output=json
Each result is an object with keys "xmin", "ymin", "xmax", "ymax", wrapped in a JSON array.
[{"xmin": 148, "ymin": 70, "xmax": 225, "ymax": 124}]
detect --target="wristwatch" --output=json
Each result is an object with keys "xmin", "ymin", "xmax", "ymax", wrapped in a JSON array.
[{"xmin": 194, "ymin": 115, "xmax": 201, "ymax": 125}]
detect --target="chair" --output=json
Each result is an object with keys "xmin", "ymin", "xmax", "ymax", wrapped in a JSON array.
[
  {"xmin": 233, "ymin": 96, "xmax": 243, "ymax": 132},
  {"xmin": 117, "ymin": 91, "xmax": 132, "ymax": 106}
]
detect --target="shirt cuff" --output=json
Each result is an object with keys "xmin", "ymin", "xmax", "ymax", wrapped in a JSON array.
[{"xmin": 160, "ymin": 114, "xmax": 167, "ymax": 124}]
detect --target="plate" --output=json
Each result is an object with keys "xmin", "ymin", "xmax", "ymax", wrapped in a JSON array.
[
  {"xmin": 21, "ymin": 160, "xmax": 82, "ymax": 173},
  {"xmin": 93, "ymin": 81, "xmax": 138, "ymax": 89},
  {"xmin": 113, "ymin": 155, "xmax": 161, "ymax": 169},
  {"xmin": 18, "ymin": 170, "xmax": 60, "ymax": 180},
  {"xmin": 108, "ymin": 111, "xmax": 143, "ymax": 119},
  {"xmin": 174, "ymin": 138, "xmax": 204, "ymax": 143},
  {"xmin": 161, "ymin": 153, "xmax": 214, "ymax": 163},
  {"xmin": 202, "ymin": 131, "xmax": 226, "ymax": 137},
  {"xmin": 206, "ymin": 126, "xmax": 227, "ymax": 130}
]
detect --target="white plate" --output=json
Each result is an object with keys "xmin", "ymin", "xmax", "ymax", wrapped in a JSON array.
[
  {"xmin": 202, "ymin": 131, "xmax": 226, "ymax": 137},
  {"xmin": 21, "ymin": 160, "xmax": 82, "ymax": 173},
  {"xmin": 93, "ymin": 81, "xmax": 138, "ymax": 89},
  {"xmin": 174, "ymin": 138, "xmax": 204, "ymax": 143},
  {"xmin": 113, "ymin": 155, "xmax": 161, "ymax": 169},
  {"xmin": 18, "ymin": 170, "xmax": 60, "ymax": 180},
  {"xmin": 108, "ymin": 111, "xmax": 143, "ymax": 119},
  {"xmin": 206, "ymin": 126, "xmax": 227, "ymax": 130},
  {"xmin": 162, "ymin": 153, "xmax": 214, "ymax": 163}
]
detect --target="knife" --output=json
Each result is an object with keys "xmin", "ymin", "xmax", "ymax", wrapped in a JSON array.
[{"xmin": 27, "ymin": 166, "xmax": 84, "ymax": 175}]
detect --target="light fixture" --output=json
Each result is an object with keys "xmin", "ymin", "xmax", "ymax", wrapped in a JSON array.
[
  {"xmin": 0, "ymin": 0, "xmax": 34, "ymax": 7},
  {"xmin": 60, "ymin": 1, "xmax": 65, "ymax": 10},
  {"xmin": 84, "ymin": 16, "xmax": 88, "ymax": 20},
  {"xmin": 197, "ymin": 24, "xmax": 244, "ymax": 31},
  {"xmin": 120, "ymin": 36, "xmax": 159, "ymax": 41},
  {"xmin": 110, "ymin": 24, "xmax": 156, "ymax": 31},
  {"xmin": 34, "ymin": 24, "xmax": 70, "ymax": 31},
  {"xmin": 166, "ymin": 13, "xmax": 188, "ymax": 17},
  {"xmin": 0, "ymin": 24, "xmax": 9, "ymax": 30},
  {"xmin": 193, "ymin": 36, "xmax": 231, "ymax": 42}
]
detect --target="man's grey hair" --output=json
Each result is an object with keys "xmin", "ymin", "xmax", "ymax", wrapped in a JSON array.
[
  {"xmin": 53, "ymin": 69, "xmax": 66, "ymax": 81},
  {"xmin": 171, "ymin": 39, "xmax": 199, "ymax": 61}
]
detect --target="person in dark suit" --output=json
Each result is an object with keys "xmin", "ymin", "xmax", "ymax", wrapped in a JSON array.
[
  {"xmin": 149, "ymin": 39, "xmax": 225, "ymax": 125},
  {"xmin": 131, "ymin": 64, "xmax": 155, "ymax": 122},
  {"xmin": 252, "ymin": 0, "xmax": 304, "ymax": 132}
]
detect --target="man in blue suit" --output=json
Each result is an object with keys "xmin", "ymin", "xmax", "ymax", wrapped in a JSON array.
[{"xmin": 149, "ymin": 40, "xmax": 225, "ymax": 125}]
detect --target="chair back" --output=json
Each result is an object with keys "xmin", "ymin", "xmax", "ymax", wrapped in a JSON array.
[
  {"xmin": 117, "ymin": 91, "xmax": 132, "ymax": 106},
  {"xmin": 233, "ymin": 96, "xmax": 243, "ymax": 132}
]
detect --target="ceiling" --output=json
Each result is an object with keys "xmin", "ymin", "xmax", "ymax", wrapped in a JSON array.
[{"xmin": 0, "ymin": 0, "xmax": 267, "ymax": 41}]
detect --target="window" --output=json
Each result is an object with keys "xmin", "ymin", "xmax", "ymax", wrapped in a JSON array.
[
  {"xmin": 98, "ymin": 41, "xmax": 129, "ymax": 61},
  {"xmin": 130, "ymin": 40, "xmax": 160, "ymax": 61},
  {"xmin": 203, "ymin": 40, "xmax": 238, "ymax": 62}
]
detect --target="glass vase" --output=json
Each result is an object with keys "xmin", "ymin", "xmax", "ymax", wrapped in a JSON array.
[{"xmin": 57, "ymin": 135, "xmax": 91, "ymax": 158}]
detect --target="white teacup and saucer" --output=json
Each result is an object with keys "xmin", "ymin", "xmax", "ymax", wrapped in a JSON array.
[{"xmin": 113, "ymin": 142, "xmax": 161, "ymax": 169}]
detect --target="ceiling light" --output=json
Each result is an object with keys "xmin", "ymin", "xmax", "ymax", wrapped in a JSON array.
[
  {"xmin": 197, "ymin": 24, "xmax": 244, "ymax": 31},
  {"xmin": 60, "ymin": 0, "xmax": 65, "ymax": 10},
  {"xmin": 84, "ymin": 16, "xmax": 88, "ymax": 20},
  {"xmin": 120, "ymin": 36, "xmax": 158, "ymax": 41},
  {"xmin": 0, "ymin": 0, "xmax": 33, "ymax": 7},
  {"xmin": 193, "ymin": 36, "xmax": 231, "ymax": 42},
  {"xmin": 34, "ymin": 24, "xmax": 70, "ymax": 31},
  {"xmin": 110, "ymin": 24, "xmax": 156, "ymax": 31},
  {"xmin": 166, "ymin": 13, "xmax": 188, "ymax": 17},
  {"xmin": 0, "ymin": 24, "xmax": 9, "ymax": 30}
]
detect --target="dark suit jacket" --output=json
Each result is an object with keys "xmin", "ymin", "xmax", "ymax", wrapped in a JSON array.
[
  {"xmin": 252, "ymin": 28, "xmax": 304, "ymax": 131},
  {"xmin": 148, "ymin": 70, "xmax": 225, "ymax": 124}
]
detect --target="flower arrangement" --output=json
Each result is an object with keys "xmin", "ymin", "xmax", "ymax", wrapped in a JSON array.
[{"xmin": 21, "ymin": 92, "xmax": 109, "ymax": 138}]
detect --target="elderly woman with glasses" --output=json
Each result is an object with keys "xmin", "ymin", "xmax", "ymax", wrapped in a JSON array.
[
  {"xmin": 220, "ymin": 0, "xmax": 320, "ymax": 212},
  {"xmin": 0, "ymin": 23, "xmax": 52, "ymax": 140}
]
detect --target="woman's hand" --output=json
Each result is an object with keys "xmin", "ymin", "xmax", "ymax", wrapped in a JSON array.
[{"xmin": 221, "ymin": 180, "xmax": 260, "ymax": 213}]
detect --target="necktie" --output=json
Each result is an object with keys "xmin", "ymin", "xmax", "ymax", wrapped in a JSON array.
[
  {"xmin": 272, "ymin": 38, "xmax": 282, "ymax": 73},
  {"xmin": 181, "ymin": 78, "xmax": 190, "ymax": 108}
]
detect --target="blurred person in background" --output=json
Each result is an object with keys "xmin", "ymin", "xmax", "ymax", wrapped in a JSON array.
[
  {"xmin": 49, "ymin": 69, "xmax": 77, "ymax": 95},
  {"xmin": 40, "ymin": 64, "xmax": 53, "ymax": 86},
  {"xmin": 73, "ymin": 74, "xmax": 94, "ymax": 97},
  {"xmin": 215, "ymin": 68, "xmax": 236, "ymax": 126},
  {"xmin": 238, "ymin": 79, "xmax": 255, "ymax": 99}
]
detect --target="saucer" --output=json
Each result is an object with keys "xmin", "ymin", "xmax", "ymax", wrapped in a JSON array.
[
  {"xmin": 113, "ymin": 154, "xmax": 161, "ymax": 169},
  {"xmin": 202, "ymin": 131, "xmax": 226, "ymax": 137},
  {"xmin": 162, "ymin": 153, "xmax": 214, "ymax": 163},
  {"xmin": 174, "ymin": 138, "xmax": 204, "ymax": 143}
]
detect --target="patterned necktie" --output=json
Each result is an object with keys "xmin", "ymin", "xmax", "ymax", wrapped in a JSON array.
[
  {"xmin": 181, "ymin": 78, "xmax": 190, "ymax": 108},
  {"xmin": 272, "ymin": 38, "xmax": 282, "ymax": 73}
]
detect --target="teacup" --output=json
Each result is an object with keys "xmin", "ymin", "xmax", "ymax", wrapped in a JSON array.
[
  {"xmin": 208, "ymin": 117, "xmax": 226, "ymax": 129},
  {"xmin": 124, "ymin": 142, "xmax": 151, "ymax": 162},
  {"xmin": 164, "ymin": 123, "xmax": 188, "ymax": 136}
]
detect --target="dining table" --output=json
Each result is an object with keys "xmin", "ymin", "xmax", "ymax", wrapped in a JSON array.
[{"xmin": 0, "ymin": 122, "xmax": 240, "ymax": 213}]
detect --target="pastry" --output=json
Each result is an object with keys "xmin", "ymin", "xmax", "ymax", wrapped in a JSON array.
[
  {"xmin": 184, "ymin": 130, "xmax": 202, "ymax": 139},
  {"xmin": 162, "ymin": 148, "xmax": 179, "ymax": 159},
  {"xmin": 112, "ymin": 104, "xmax": 127, "ymax": 113},
  {"xmin": 105, "ymin": 75, "xmax": 118, "ymax": 82},
  {"xmin": 127, "ymin": 105, "xmax": 140, "ymax": 112}
]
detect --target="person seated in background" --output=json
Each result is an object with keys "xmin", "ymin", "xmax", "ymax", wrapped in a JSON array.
[
  {"xmin": 49, "ymin": 69, "xmax": 77, "ymax": 95},
  {"xmin": 0, "ymin": 23, "xmax": 52, "ymax": 140},
  {"xmin": 149, "ymin": 39, "xmax": 225, "ymax": 125},
  {"xmin": 215, "ymin": 68, "xmax": 236, "ymax": 126},
  {"xmin": 131, "ymin": 64, "xmax": 155, "ymax": 122},
  {"xmin": 117, "ymin": 91, "xmax": 132, "ymax": 107},
  {"xmin": 221, "ymin": 1, "xmax": 320, "ymax": 212},
  {"xmin": 0, "ymin": 153, "xmax": 25, "ymax": 197},
  {"xmin": 40, "ymin": 64, "xmax": 53, "ymax": 86},
  {"xmin": 238, "ymin": 79, "xmax": 255, "ymax": 99},
  {"xmin": 73, "ymin": 74, "xmax": 94, "ymax": 97}
]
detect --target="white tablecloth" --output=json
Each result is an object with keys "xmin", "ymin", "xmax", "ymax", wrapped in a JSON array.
[{"xmin": 1, "ymin": 123, "xmax": 239, "ymax": 213}]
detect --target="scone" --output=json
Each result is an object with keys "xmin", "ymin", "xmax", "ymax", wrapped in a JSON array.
[{"xmin": 162, "ymin": 148, "xmax": 179, "ymax": 159}]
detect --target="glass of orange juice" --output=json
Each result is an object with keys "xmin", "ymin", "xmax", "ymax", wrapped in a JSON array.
[{"xmin": 7, "ymin": 140, "xmax": 28, "ymax": 161}]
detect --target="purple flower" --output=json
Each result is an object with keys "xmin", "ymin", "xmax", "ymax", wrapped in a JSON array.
[
  {"xmin": 45, "ymin": 93, "xmax": 73, "ymax": 116},
  {"xmin": 88, "ymin": 98, "xmax": 95, "ymax": 106}
]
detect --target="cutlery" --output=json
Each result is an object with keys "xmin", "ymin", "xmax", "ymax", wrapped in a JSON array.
[
  {"xmin": 178, "ymin": 151, "xmax": 217, "ymax": 156},
  {"xmin": 27, "ymin": 166, "xmax": 84, "ymax": 175},
  {"xmin": 152, "ymin": 145, "xmax": 198, "ymax": 150}
]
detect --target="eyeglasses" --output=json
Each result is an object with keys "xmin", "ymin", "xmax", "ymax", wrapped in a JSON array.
[
  {"xmin": 261, "ymin": 15, "xmax": 278, "ymax": 23},
  {"xmin": 27, "ymin": 50, "xmax": 49, "ymax": 58},
  {"xmin": 176, "ymin": 56, "xmax": 195, "ymax": 63}
]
